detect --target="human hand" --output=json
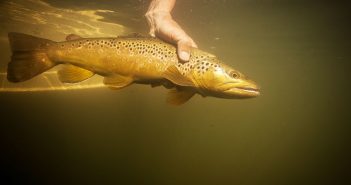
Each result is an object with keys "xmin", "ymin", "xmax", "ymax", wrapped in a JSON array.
[{"xmin": 145, "ymin": 0, "xmax": 197, "ymax": 62}]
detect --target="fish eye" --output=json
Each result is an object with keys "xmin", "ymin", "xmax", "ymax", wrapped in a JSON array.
[{"xmin": 229, "ymin": 71, "xmax": 239, "ymax": 79}]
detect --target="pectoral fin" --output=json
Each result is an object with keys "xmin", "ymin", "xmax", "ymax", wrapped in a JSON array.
[
  {"xmin": 163, "ymin": 65, "xmax": 194, "ymax": 86},
  {"xmin": 167, "ymin": 87, "xmax": 196, "ymax": 105},
  {"xmin": 58, "ymin": 64, "xmax": 95, "ymax": 83},
  {"xmin": 103, "ymin": 75, "xmax": 133, "ymax": 90}
]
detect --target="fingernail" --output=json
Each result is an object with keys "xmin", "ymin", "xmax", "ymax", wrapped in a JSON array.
[{"xmin": 179, "ymin": 51, "xmax": 190, "ymax": 61}]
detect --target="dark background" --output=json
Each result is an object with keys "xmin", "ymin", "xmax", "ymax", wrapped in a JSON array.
[{"xmin": 1, "ymin": 0, "xmax": 350, "ymax": 185}]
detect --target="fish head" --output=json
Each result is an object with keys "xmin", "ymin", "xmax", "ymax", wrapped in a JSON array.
[{"xmin": 190, "ymin": 57, "xmax": 260, "ymax": 99}]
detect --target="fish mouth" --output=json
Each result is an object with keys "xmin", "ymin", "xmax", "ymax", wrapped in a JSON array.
[
  {"xmin": 224, "ymin": 86, "xmax": 260, "ymax": 97},
  {"xmin": 234, "ymin": 86, "xmax": 260, "ymax": 94}
]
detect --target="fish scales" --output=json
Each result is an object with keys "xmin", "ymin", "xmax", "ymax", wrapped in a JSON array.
[{"xmin": 49, "ymin": 37, "xmax": 179, "ymax": 79}]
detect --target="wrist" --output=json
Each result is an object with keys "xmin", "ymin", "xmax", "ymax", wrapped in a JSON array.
[
  {"xmin": 147, "ymin": 0, "xmax": 175, "ymax": 13},
  {"xmin": 153, "ymin": 0, "xmax": 176, "ymax": 12},
  {"xmin": 145, "ymin": 10, "xmax": 172, "ymax": 23}
]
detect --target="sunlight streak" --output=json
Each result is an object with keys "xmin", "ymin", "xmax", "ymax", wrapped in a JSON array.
[{"xmin": 0, "ymin": 0, "xmax": 131, "ymax": 92}]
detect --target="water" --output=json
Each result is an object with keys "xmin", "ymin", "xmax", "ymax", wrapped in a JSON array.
[{"xmin": 1, "ymin": 0, "xmax": 350, "ymax": 184}]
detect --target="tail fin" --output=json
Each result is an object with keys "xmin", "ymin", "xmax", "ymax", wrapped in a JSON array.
[{"xmin": 7, "ymin": 32, "xmax": 56, "ymax": 82}]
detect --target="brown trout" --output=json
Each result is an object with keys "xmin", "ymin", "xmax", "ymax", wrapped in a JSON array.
[{"xmin": 7, "ymin": 32, "xmax": 260, "ymax": 105}]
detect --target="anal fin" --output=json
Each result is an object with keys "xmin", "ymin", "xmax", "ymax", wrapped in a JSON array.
[
  {"xmin": 103, "ymin": 75, "xmax": 133, "ymax": 90},
  {"xmin": 58, "ymin": 64, "xmax": 94, "ymax": 83},
  {"xmin": 150, "ymin": 80, "xmax": 175, "ymax": 89}
]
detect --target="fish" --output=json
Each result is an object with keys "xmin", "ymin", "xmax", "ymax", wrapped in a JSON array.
[{"xmin": 7, "ymin": 32, "xmax": 260, "ymax": 105}]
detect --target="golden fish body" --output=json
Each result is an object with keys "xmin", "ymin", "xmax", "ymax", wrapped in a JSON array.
[
  {"xmin": 48, "ymin": 36, "xmax": 178, "ymax": 81},
  {"xmin": 7, "ymin": 32, "xmax": 260, "ymax": 104}
]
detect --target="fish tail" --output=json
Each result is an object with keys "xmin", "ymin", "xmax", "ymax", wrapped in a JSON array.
[{"xmin": 7, "ymin": 32, "xmax": 56, "ymax": 82}]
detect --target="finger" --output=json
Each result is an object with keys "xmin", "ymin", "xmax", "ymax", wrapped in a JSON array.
[
  {"xmin": 177, "ymin": 39, "xmax": 193, "ymax": 62},
  {"xmin": 149, "ymin": 28, "xmax": 156, "ymax": 37},
  {"xmin": 189, "ymin": 39, "xmax": 198, "ymax": 48},
  {"xmin": 145, "ymin": 13, "xmax": 156, "ymax": 37},
  {"xmin": 160, "ymin": 20, "xmax": 197, "ymax": 48}
]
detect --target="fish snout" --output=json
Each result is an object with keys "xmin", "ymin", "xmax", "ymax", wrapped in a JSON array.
[{"xmin": 222, "ymin": 80, "xmax": 260, "ymax": 98}]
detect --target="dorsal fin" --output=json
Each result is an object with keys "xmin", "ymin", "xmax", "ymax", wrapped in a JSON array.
[
  {"xmin": 66, "ymin": 34, "xmax": 83, "ymax": 41},
  {"xmin": 117, "ymin": 33, "xmax": 150, "ymax": 39}
]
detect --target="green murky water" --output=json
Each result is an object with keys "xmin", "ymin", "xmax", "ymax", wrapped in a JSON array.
[{"xmin": 1, "ymin": 0, "xmax": 350, "ymax": 184}]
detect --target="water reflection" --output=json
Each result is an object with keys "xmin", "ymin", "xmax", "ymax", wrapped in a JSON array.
[{"xmin": 0, "ymin": 0, "xmax": 129, "ymax": 92}]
